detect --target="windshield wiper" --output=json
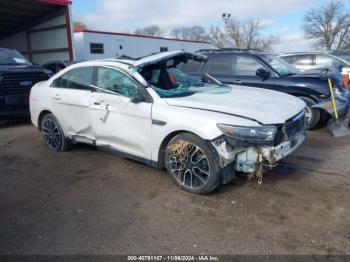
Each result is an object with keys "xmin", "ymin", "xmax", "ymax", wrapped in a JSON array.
[
  {"xmin": 281, "ymin": 72, "xmax": 296, "ymax": 77},
  {"xmin": 201, "ymin": 73, "xmax": 222, "ymax": 85}
]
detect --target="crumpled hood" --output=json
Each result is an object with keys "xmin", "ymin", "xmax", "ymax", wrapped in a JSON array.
[
  {"xmin": 287, "ymin": 67, "xmax": 341, "ymax": 80},
  {"xmin": 165, "ymin": 85, "xmax": 305, "ymax": 125}
]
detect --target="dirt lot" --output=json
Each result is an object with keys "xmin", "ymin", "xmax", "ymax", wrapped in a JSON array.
[{"xmin": 0, "ymin": 120, "xmax": 349, "ymax": 255}]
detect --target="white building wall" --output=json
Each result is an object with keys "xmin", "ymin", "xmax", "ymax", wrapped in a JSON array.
[{"xmin": 74, "ymin": 32, "xmax": 213, "ymax": 60}]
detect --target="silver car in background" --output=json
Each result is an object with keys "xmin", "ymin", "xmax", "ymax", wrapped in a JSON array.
[{"xmin": 279, "ymin": 51, "xmax": 350, "ymax": 75}]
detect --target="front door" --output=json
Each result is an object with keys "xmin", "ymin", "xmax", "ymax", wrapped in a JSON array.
[
  {"xmin": 230, "ymin": 55, "xmax": 276, "ymax": 89},
  {"xmin": 89, "ymin": 66, "xmax": 152, "ymax": 160}
]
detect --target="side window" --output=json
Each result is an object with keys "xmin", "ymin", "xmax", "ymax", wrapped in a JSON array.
[
  {"xmin": 315, "ymin": 55, "xmax": 337, "ymax": 67},
  {"xmin": 207, "ymin": 54, "xmax": 234, "ymax": 76},
  {"xmin": 96, "ymin": 67, "xmax": 140, "ymax": 98},
  {"xmin": 52, "ymin": 67, "xmax": 94, "ymax": 90},
  {"xmin": 285, "ymin": 55, "xmax": 311, "ymax": 66},
  {"xmin": 234, "ymin": 55, "xmax": 263, "ymax": 76}
]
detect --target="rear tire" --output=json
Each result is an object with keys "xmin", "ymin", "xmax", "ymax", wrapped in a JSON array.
[
  {"xmin": 164, "ymin": 133, "xmax": 221, "ymax": 194},
  {"xmin": 299, "ymin": 96, "xmax": 320, "ymax": 130},
  {"xmin": 41, "ymin": 113, "xmax": 71, "ymax": 152}
]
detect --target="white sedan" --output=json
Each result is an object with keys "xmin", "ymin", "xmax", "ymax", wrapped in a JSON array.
[{"xmin": 30, "ymin": 51, "xmax": 306, "ymax": 194}]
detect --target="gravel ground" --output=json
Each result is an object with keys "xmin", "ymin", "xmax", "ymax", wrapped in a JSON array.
[{"xmin": 0, "ymin": 121, "xmax": 349, "ymax": 255}]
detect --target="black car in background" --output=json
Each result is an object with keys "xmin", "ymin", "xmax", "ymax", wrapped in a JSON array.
[
  {"xmin": 0, "ymin": 48, "xmax": 51, "ymax": 119},
  {"xmin": 179, "ymin": 48, "xmax": 349, "ymax": 129}
]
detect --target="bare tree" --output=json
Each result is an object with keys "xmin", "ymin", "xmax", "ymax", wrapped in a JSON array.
[
  {"xmin": 207, "ymin": 26, "xmax": 226, "ymax": 48},
  {"xmin": 224, "ymin": 17, "xmax": 279, "ymax": 51},
  {"xmin": 74, "ymin": 21, "xmax": 87, "ymax": 30},
  {"xmin": 171, "ymin": 26, "xmax": 208, "ymax": 41},
  {"xmin": 134, "ymin": 25, "xmax": 164, "ymax": 37},
  {"xmin": 171, "ymin": 27, "xmax": 183, "ymax": 39},
  {"xmin": 303, "ymin": 1, "xmax": 350, "ymax": 50}
]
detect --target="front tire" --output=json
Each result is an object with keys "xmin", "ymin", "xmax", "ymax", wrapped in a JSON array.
[
  {"xmin": 41, "ymin": 113, "xmax": 70, "ymax": 152},
  {"xmin": 299, "ymin": 96, "xmax": 320, "ymax": 130},
  {"xmin": 164, "ymin": 133, "xmax": 221, "ymax": 194}
]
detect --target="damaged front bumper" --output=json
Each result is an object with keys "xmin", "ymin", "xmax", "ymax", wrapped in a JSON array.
[
  {"xmin": 234, "ymin": 133, "xmax": 305, "ymax": 173},
  {"xmin": 212, "ymin": 112, "xmax": 306, "ymax": 183},
  {"xmin": 212, "ymin": 132, "xmax": 305, "ymax": 174}
]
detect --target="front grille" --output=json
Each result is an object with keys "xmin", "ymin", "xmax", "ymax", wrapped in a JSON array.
[
  {"xmin": 274, "ymin": 111, "xmax": 305, "ymax": 145},
  {"xmin": 0, "ymin": 72, "xmax": 48, "ymax": 95},
  {"xmin": 283, "ymin": 111, "xmax": 305, "ymax": 139}
]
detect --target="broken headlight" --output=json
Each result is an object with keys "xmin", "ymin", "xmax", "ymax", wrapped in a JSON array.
[{"xmin": 217, "ymin": 124, "xmax": 277, "ymax": 142}]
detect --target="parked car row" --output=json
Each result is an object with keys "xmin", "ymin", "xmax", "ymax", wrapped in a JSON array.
[
  {"xmin": 2, "ymin": 47, "xmax": 350, "ymax": 194},
  {"xmin": 30, "ymin": 51, "xmax": 307, "ymax": 194}
]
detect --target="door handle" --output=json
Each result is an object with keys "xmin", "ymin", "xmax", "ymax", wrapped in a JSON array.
[
  {"xmin": 52, "ymin": 94, "xmax": 61, "ymax": 101},
  {"xmin": 93, "ymin": 102, "xmax": 100, "ymax": 105},
  {"xmin": 232, "ymin": 80, "xmax": 242, "ymax": 84}
]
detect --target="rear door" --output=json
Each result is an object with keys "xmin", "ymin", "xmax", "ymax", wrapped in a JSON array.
[
  {"xmin": 50, "ymin": 66, "xmax": 94, "ymax": 139},
  {"xmin": 205, "ymin": 53, "xmax": 235, "ymax": 83}
]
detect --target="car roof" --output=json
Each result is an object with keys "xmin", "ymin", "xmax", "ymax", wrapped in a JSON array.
[
  {"xmin": 68, "ymin": 60, "xmax": 132, "ymax": 71},
  {"xmin": 279, "ymin": 51, "xmax": 331, "ymax": 56},
  {"xmin": 197, "ymin": 48, "xmax": 270, "ymax": 56},
  {"xmin": 116, "ymin": 50, "xmax": 206, "ymax": 67},
  {"xmin": 70, "ymin": 50, "xmax": 207, "ymax": 70}
]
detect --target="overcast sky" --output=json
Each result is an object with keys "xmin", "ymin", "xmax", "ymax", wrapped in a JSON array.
[{"xmin": 72, "ymin": 0, "xmax": 338, "ymax": 52}]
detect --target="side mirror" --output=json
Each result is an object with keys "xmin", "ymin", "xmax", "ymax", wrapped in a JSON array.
[
  {"xmin": 130, "ymin": 94, "xmax": 146, "ymax": 104},
  {"xmin": 256, "ymin": 68, "xmax": 271, "ymax": 79}
]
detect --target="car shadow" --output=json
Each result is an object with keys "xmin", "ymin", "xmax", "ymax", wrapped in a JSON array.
[{"xmin": 0, "ymin": 118, "xmax": 31, "ymax": 129}]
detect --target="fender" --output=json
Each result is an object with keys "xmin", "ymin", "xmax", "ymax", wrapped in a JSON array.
[{"xmin": 312, "ymin": 96, "xmax": 350, "ymax": 119}]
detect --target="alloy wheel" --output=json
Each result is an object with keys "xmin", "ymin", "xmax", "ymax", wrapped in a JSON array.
[
  {"xmin": 42, "ymin": 118, "xmax": 62, "ymax": 150},
  {"xmin": 168, "ymin": 140, "xmax": 210, "ymax": 189}
]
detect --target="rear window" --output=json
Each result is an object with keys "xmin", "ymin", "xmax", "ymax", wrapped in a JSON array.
[{"xmin": 53, "ymin": 67, "xmax": 94, "ymax": 90}]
